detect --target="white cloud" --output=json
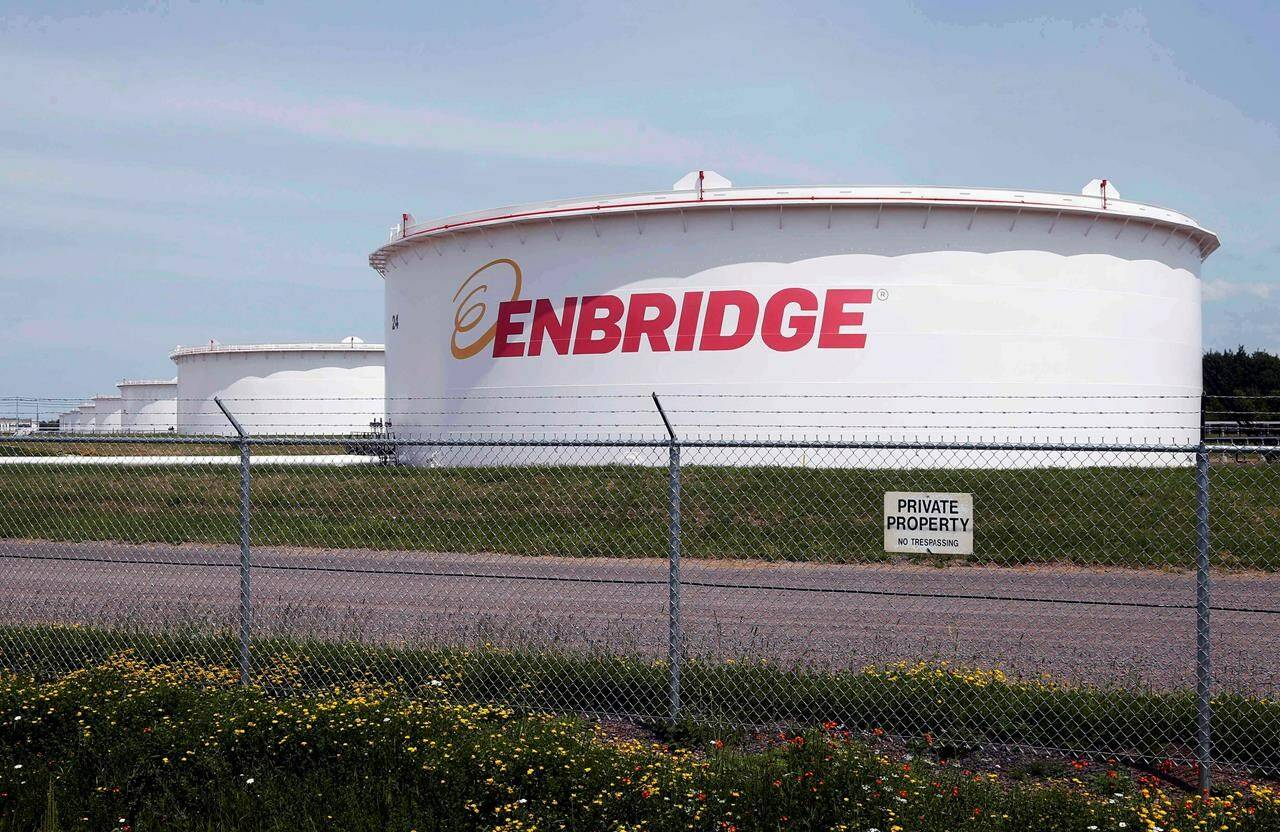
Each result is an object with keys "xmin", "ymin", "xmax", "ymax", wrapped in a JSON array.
[
  {"xmin": 0, "ymin": 149, "xmax": 307, "ymax": 206},
  {"xmin": 1202, "ymin": 279, "xmax": 1276, "ymax": 302},
  {"xmin": 0, "ymin": 52, "xmax": 827, "ymax": 183},
  {"xmin": 168, "ymin": 94, "xmax": 828, "ymax": 181}
]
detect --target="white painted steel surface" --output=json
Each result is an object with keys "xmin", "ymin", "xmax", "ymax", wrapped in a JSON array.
[
  {"xmin": 75, "ymin": 402, "xmax": 96, "ymax": 434},
  {"xmin": 118, "ymin": 379, "xmax": 178, "ymax": 433},
  {"xmin": 171, "ymin": 340, "xmax": 385, "ymax": 436},
  {"xmin": 90, "ymin": 395, "xmax": 123, "ymax": 433},
  {"xmin": 0, "ymin": 454, "xmax": 381, "ymax": 467},
  {"xmin": 371, "ymin": 177, "xmax": 1219, "ymax": 466}
]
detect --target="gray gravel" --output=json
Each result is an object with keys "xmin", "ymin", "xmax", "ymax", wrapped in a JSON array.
[{"xmin": 2, "ymin": 539, "xmax": 1276, "ymax": 695}]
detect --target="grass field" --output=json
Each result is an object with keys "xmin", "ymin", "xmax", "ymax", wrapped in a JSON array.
[
  {"xmin": 1, "ymin": 650, "xmax": 1278, "ymax": 831},
  {"xmin": 3, "ymin": 626, "xmax": 1278, "ymax": 775},
  {"xmin": 0, "ymin": 462, "xmax": 1275, "ymax": 568}
]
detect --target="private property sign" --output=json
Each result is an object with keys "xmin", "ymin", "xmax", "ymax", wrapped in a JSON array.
[{"xmin": 883, "ymin": 492, "xmax": 974, "ymax": 555}]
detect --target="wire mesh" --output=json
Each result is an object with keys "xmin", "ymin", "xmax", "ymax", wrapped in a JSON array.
[
  {"xmin": 0, "ymin": 398, "xmax": 1276, "ymax": 780},
  {"xmin": 1203, "ymin": 445, "xmax": 1280, "ymax": 775},
  {"xmin": 0, "ymin": 437, "xmax": 244, "ymax": 676}
]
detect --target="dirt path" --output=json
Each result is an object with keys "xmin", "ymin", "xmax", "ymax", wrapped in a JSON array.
[{"xmin": 2, "ymin": 539, "xmax": 1276, "ymax": 695}]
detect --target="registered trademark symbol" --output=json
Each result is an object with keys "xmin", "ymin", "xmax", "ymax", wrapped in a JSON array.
[{"xmin": 876, "ymin": 289, "xmax": 889, "ymax": 302}]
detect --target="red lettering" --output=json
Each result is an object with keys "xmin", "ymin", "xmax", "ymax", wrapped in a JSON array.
[
  {"xmin": 699, "ymin": 290, "xmax": 759, "ymax": 351},
  {"xmin": 484, "ymin": 287, "xmax": 870, "ymax": 359},
  {"xmin": 674, "ymin": 292, "xmax": 703, "ymax": 352},
  {"xmin": 529, "ymin": 298, "xmax": 577, "ymax": 356},
  {"xmin": 572, "ymin": 295, "xmax": 624, "ymax": 354},
  {"xmin": 493, "ymin": 299, "xmax": 531, "ymax": 357},
  {"xmin": 761, "ymin": 288, "xmax": 818, "ymax": 351},
  {"xmin": 818, "ymin": 288, "xmax": 871, "ymax": 349},
  {"xmin": 623, "ymin": 293, "xmax": 676, "ymax": 352}
]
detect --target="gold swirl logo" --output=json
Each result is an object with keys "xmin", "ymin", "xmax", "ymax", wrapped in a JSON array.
[{"xmin": 451, "ymin": 258, "xmax": 524, "ymax": 359}]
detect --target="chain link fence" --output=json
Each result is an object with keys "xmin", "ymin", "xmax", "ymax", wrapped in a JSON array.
[{"xmin": 0, "ymin": 397, "xmax": 1276, "ymax": 789}]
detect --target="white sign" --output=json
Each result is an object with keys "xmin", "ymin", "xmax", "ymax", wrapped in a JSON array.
[{"xmin": 884, "ymin": 492, "xmax": 974, "ymax": 555}]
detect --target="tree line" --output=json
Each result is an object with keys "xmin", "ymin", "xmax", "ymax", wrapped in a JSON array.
[{"xmin": 1203, "ymin": 347, "xmax": 1280, "ymax": 420}]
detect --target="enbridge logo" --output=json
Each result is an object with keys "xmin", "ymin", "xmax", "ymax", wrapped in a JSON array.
[
  {"xmin": 450, "ymin": 259, "xmax": 523, "ymax": 359},
  {"xmin": 450, "ymin": 259, "xmax": 871, "ymax": 359}
]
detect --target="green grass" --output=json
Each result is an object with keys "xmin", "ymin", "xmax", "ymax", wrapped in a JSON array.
[
  {"xmin": 2, "ymin": 655, "xmax": 1278, "ymax": 832},
  {"xmin": 1, "ymin": 461, "xmax": 1276, "ymax": 568},
  {"xmin": 3, "ymin": 626, "xmax": 1277, "ymax": 775}
]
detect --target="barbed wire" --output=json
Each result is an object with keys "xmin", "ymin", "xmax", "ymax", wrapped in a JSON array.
[
  {"xmin": 41, "ymin": 407, "xmax": 1216, "ymax": 416},
  {"xmin": 11, "ymin": 393, "xmax": 1280, "ymax": 403}
]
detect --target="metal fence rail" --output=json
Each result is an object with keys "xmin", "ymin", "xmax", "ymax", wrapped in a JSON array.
[{"xmin": 0, "ymin": 408, "xmax": 1276, "ymax": 790}]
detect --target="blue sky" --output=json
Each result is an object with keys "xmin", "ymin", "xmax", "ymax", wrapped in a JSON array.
[{"xmin": 1, "ymin": 0, "xmax": 1277, "ymax": 396}]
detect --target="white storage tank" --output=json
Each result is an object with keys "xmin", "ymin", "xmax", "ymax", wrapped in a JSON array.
[
  {"xmin": 91, "ymin": 395, "xmax": 123, "ymax": 433},
  {"xmin": 118, "ymin": 379, "xmax": 178, "ymax": 433},
  {"xmin": 171, "ymin": 338, "xmax": 386, "ymax": 436},
  {"xmin": 75, "ymin": 402, "xmax": 97, "ymax": 434},
  {"xmin": 370, "ymin": 174, "xmax": 1218, "ymax": 465},
  {"xmin": 57, "ymin": 411, "xmax": 77, "ymax": 433}
]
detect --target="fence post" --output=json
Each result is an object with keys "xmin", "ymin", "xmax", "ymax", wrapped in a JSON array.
[
  {"xmin": 652, "ymin": 393, "xmax": 682, "ymax": 724},
  {"xmin": 215, "ymin": 397, "xmax": 252, "ymax": 686},
  {"xmin": 1194, "ymin": 443, "xmax": 1212, "ymax": 793}
]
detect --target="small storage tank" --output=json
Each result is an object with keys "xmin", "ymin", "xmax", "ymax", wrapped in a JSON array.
[
  {"xmin": 118, "ymin": 379, "xmax": 178, "ymax": 433},
  {"xmin": 171, "ymin": 338, "xmax": 386, "ymax": 436},
  {"xmin": 370, "ymin": 174, "xmax": 1219, "ymax": 466},
  {"xmin": 91, "ymin": 395, "xmax": 123, "ymax": 433},
  {"xmin": 57, "ymin": 411, "xmax": 76, "ymax": 433},
  {"xmin": 75, "ymin": 402, "xmax": 97, "ymax": 434}
]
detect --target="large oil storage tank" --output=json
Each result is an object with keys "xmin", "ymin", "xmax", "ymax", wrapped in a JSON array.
[
  {"xmin": 119, "ymin": 378, "xmax": 178, "ymax": 433},
  {"xmin": 75, "ymin": 402, "xmax": 96, "ymax": 434},
  {"xmin": 91, "ymin": 395, "xmax": 123, "ymax": 433},
  {"xmin": 370, "ymin": 173, "xmax": 1219, "ymax": 466},
  {"xmin": 171, "ymin": 338, "xmax": 385, "ymax": 436}
]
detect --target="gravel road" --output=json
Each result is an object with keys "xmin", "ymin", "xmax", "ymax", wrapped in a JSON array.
[{"xmin": 2, "ymin": 539, "xmax": 1276, "ymax": 695}]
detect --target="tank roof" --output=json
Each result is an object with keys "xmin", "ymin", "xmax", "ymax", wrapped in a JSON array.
[
  {"xmin": 370, "ymin": 177, "xmax": 1220, "ymax": 275},
  {"xmin": 118, "ymin": 378, "xmax": 178, "ymax": 387},
  {"xmin": 92, "ymin": 394, "xmax": 123, "ymax": 402},
  {"xmin": 170, "ymin": 340, "xmax": 385, "ymax": 361}
]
